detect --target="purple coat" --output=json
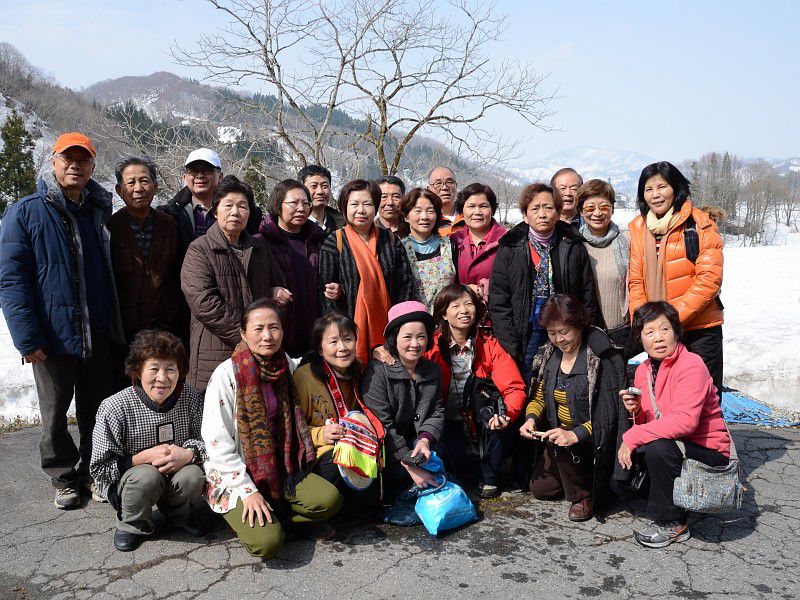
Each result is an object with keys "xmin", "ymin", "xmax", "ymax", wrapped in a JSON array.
[
  {"xmin": 255, "ymin": 215, "xmax": 326, "ymax": 356},
  {"xmin": 451, "ymin": 219, "xmax": 508, "ymax": 292}
]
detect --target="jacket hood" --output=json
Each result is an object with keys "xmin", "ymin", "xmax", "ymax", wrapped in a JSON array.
[
  {"xmin": 499, "ymin": 219, "xmax": 582, "ymax": 248},
  {"xmin": 39, "ymin": 172, "xmax": 112, "ymax": 211},
  {"xmin": 258, "ymin": 213, "xmax": 326, "ymax": 243}
]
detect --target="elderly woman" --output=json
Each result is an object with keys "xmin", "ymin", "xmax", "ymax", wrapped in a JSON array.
[
  {"xmin": 399, "ymin": 188, "xmax": 457, "ymax": 312},
  {"xmin": 450, "ymin": 183, "xmax": 508, "ymax": 305},
  {"xmin": 618, "ymin": 301, "xmax": 731, "ymax": 548},
  {"xmin": 426, "ymin": 284, "xmax": 525, "ymax": 498},
  {"xmin": 90, "ymin": 330, "xmax": 206, "ymax": 552},
  {"xmin": 629, "ymin": 162, "xmax": 725, "ymax": 394},
  {"xmin": 181, "ymin": 175, "xmax": 288, "ymax": 392},
  {"xmin": 293, "ymin": 312, "xmax": 382, "ymax": 505},
  {"xmin": 489, "ymin": 183, "xmax": 599, "ymax": 382},
  {"xmin": 318, "ymin": 179, "xmax": 414, "ymax": 364},
  {"xmin": 519, "ymin": 294, "xmax": 625, "ymax": 522},
  {"xmin": 361, "ymin": 301, "xmax": 445, "ymax": 497},
  {"xmin": 202, "ymin": 299, "xmax": 342, "ymax": 559},
  {"xmin": 577, "ymin": 179, "xmax": 631, "ymax": 350},
  {"xmin": 255, "ymin": 179, "xmax": 326, "ymax": 357}
]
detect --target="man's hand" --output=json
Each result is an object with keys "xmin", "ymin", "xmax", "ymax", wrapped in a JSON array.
[
  {"xmin": 149, "ymin": 445, "xmax": 194, "ymax": 474},
  {"xmin": 24, "ymin": 348, "xmax": 47, "ymax": 364},
  {"xmin": 324, "ymin": 282, "xmax": 343, "ymax": 301},
  {"xmin": 132, "ymin": 444, "xmax": 170, "ymax": 466},
  {"xmin": 271, "ymin": 286, "xmax": 294, "ymax": 306}
]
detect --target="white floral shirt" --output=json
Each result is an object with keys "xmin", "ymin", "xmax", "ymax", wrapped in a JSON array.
[{"xmin": 201, "ymin": 354, "xmax": 299, "ymax": 514}]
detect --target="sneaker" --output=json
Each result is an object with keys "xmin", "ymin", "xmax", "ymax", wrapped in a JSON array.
[
  {"xmin": 54, "ymin": 486, "xmax": 80, "ymax": 510},
  {"xmin": 479, "ymin": 484, "xmax": 501, "ymax": 499},
  {"xmin": 634, "ymin": 520, "xmax": 690, "ymax": 548},
  {"xmin": 83, "ymin": 481, "xmax": 108, "ymax": 503}
]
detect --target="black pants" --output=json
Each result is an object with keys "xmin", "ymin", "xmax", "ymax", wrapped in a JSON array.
[
  {"xmin": 683, "ymin": 326, "xmax": 724, "ymax": 397},
  {"xmin": 439, "ymin": 419, "xmax": 513, "ymax": 488},
  {"xmin": 314, "ymin": 449, "xmax": 380, "ymax": 509},
  {"xmin": 31, "ymin": 334, "xmax": 114, "ymax": 487},
  {"xmin": 642, "ymin": 438, "xmax": 728, "ymax": 522},
  {"xmin": 530, "ymin": 441, "xmax": 594, "ymax": 503}
]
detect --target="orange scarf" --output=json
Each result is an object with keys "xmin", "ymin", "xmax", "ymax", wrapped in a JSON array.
[{"xmin": 344, "ymin": 225, "xmax": 391, "ymax": 364}]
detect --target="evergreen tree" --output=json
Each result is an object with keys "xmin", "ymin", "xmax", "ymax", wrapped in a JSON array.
[{"xmin": 0, "ymin": 108, "xmax": 36, "ymax": 213}]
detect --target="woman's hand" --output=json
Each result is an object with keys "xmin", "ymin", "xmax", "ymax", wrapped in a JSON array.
[
  {"xmin": 519, "ymin": 418, "xmax": 537, "ymax": 439},
  {"xmin": 271, "ymin": 286, "xmax": 293, "ymax": 306},
  {"xmin": 619, "ymin": 389, "xmax": 641, "ymax": 417},
  {"xmin": 404, "ymin": 463, "xmax": 437, "ymax": 488},
  {"xmin": 372, "ymin": 345, "xmax": 396, "ymax": 365},
  {"xmin": 488, "ymin": 415, "xmax": 510, "ymax": 430},
  {"xmin": 241, "ymin": 492, "xmax": 274, "ymax": 527},
  {"xmin": 410, "ymin": 438, "xmax": 431, "ymax": 461},
  {"xmin": 542, "ymin": 428, "xmax": 579, "ymax": 447},
  {"xmin": 618, "ymin": 442, "xmax": 633, "ymax": 470},
  {"xmin": 322, "ymin": 419, "xmax": 345, "ymax": 445},
  {"xmin": 324, "ymin": 283, "xmax": 343, "ymax": 301}
]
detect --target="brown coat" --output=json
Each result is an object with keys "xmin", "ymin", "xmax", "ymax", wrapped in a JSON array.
[
  {"xmin": 108, "ymin": 207, "xmax": 182, "ymax": 341},
  {"xmin": 180, "ymin": 222, "xmax": 285, "ymax": 392}
]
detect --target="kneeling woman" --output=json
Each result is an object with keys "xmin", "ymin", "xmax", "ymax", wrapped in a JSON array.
[
  {"xmin": 618, "ymin": 301, "xmax": 731, "ymax": 549},
  {"xmin": 91, "ymin": 330, "xmax": 206, "ymax": 552},
  {"xmin": 293, "ymin": 313, "xmax": 382, "ymax": 505},
  {"xmin": 520, "ymin": 294, "xmax": 625, "ymax": 521},
  {"xmin": 427, "ymin": 284, "xmax": 526, "ymax": 498},
  {"xmin": 362, "ymin": 301, "xmax": 445, "ymax": 497},
  {"xmin": 202, "ymin": 299, "xmax": 342, "ymax": 559}
]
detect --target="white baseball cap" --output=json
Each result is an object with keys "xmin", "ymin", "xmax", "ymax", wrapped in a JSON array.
[{"xmin": 184, "ymin": 148, "xmax": 222, "ymax": 169}]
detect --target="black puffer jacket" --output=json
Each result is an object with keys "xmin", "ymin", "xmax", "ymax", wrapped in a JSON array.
[
  {"xmin": 526, "ymin": 328, "xmax": 627, "ymax": 515},
  {"xmin": 489, "ymin": 220, "xmax": 599, "ymax": 364}
]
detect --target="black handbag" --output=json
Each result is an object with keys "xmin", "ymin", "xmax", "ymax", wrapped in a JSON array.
[{"xmin": 464, "ymin": 374, "xmax": 506, "ymax": 425}]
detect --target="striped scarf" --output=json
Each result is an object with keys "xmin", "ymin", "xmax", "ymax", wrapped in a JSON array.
[{"xmin": 232, "ymin": 341, "xmax": 315, "ymax": 500}]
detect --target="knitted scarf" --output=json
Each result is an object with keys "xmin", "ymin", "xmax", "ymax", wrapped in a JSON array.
[
  {"xmin": 232, "ymin": 341, "xmax": 315, "ymax": 500},
  {"xmin": 643, "ymin": 208, "xmax": 680, "ymax": 302},
  {"xmin": 580, "ymin": 221, "xmax": 630, "ymax": 281},
  {"xmin": 345, "ymin": 225, "xmax": 391, "ymax": 364}
]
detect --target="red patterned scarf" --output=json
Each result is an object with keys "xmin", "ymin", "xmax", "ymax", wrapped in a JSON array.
[{"xmin": 232, "ymin": 341, "xmax": 315, "ymax": 499}]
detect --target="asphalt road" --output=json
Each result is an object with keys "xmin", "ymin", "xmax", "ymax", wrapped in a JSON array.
[{"xmin": 0, "ymin": 425, "xmax": 797, "ymax": 600}]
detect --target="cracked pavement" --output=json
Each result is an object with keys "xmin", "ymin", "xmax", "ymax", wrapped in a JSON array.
[{"xmin": 0, "ymin": 425, "xmax": 797, "ymax": 599}]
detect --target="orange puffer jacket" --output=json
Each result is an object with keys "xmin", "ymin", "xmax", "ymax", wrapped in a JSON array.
[{"xmin": 629, "ymin": 199, "xmax": 723, "ymax": 331}]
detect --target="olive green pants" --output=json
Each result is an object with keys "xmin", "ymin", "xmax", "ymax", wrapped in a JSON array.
[{"xmin": 223, "ymin": 473, "xmax": 342, "ymax": 558}]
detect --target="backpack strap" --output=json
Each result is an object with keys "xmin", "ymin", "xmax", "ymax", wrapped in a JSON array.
[
  {"xmin": 683, "ymin": 215, "xmax": 699, "ymax": 264},
  {"xmin": 336, "ymin": 228, "xmax": 343, "ymax": 254}
]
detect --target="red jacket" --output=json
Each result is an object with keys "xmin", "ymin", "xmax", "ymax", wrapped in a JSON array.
[
  {"xmin": 451, "ymin": 219, "xmax": 508, "ymax": 294},
  {"xmin": 622, "ymin": 343, "xmax": 730, "ymax": 457},
  {"xmin": 426, "ymin": 330, "xmax": 526, "ymax": 425}
]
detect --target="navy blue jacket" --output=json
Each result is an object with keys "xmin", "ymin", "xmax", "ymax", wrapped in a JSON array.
[{"xmin": 0, "ymin": 173, "xmax": 124, "ymax": 358}]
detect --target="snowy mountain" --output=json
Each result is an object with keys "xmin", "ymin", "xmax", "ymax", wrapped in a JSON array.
[{"xmin": 511, "ymin": 146, "xmax": 659, "ymax": 205}]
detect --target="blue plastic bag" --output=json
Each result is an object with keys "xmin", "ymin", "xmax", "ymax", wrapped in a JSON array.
[{"xmin": 413, "ymin": 452, "xmax": 477, "ymax": 535}]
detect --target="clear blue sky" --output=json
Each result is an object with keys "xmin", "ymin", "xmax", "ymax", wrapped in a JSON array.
[{"xmin": 1, "ymin": 0, "xmax": 797, "ymax": 163}]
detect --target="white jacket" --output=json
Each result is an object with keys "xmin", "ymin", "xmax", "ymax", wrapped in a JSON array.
[{"xmin": 201, "ymin": 354, "xmax": 298, "ymax": 514}]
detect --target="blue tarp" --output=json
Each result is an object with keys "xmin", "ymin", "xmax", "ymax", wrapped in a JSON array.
[{"xmin": 721, "ymin": 392, "xmax": 800, "ymax": 428}]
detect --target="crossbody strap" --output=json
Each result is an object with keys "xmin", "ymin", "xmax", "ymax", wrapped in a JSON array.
[{"xmin": 647, "ymin": 364, "xmax": 737, "ymax": 461}]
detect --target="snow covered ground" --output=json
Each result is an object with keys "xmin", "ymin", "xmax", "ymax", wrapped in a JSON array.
[{"xmin": 1, "ymin": 212, "xmax": 799, "ymax": 421}]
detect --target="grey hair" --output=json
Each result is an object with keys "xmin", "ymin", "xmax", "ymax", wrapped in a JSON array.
[
  {"xmin": 114, "ymin": 156, "xmax": 158, "ymax": 187},
  {"xmin": 427, "ymin": 165, "xmax": 455, "ymax": 181}
]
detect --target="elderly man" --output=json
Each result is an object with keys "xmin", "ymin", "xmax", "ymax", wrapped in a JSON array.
[
  {"xmin": 0, "ymin": 132, "xmax": 124, "ymax": 509},
  {"xmin": 108, "ymin": 157, "xmax": 182, "ymax": 343},
  {"xmin": 299, "ymin": 164, "xmax": 345, "ymax": 235},
  {"xmin": 161, "ymin": 148, "xmax": 261, "ymax": 257},
  {"xmin": 428, "ymin": 166, "xmax": 465, "ymax": 236},
  {"xmin": 551, "ymin": 167, "xmax": 584, "ymax": 228},
  {"xmin": 375, "ymin": 175, "xmax": 405, "ymax": 231}
]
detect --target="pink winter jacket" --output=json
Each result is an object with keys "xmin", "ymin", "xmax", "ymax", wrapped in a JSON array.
[{"xmin": 622, "ymin": 343, "xmax": 730, "ymax": 457}]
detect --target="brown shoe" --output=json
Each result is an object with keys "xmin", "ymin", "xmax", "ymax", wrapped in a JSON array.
[{"xmin": 568, "ymin": 496, "xmax": 593, "ymax": 522}]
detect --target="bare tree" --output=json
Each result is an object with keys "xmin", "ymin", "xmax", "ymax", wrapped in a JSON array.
[{"xmin": 171, "ymin": 0, "xmax": 553, "ymax": 176}]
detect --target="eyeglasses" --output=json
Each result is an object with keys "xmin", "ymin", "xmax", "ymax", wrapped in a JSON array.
[
  {"xmin": 284, "ymin": 200, "xmax": 311, "ymax": 211},
  {"xmin": 582, "ymin": 204, "xmax": 613, "ymax": 214},
  {"xmin": 185, "ymin": 167, "xmax": 218, "ymax": 177},
  {"xmin": 429, "ymin": 178, "xmax": 457, "ymax": 191},
  {"xmin": 55, "ymin": 153, "xmax": 94, "ymax": 167}
]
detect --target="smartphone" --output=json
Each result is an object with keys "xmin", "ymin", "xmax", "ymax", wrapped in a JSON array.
[
  {"xmin": 531, "ymin": 430, "xmax": 547, "ymax": 440},
  {"xmin": 401, "ymin": 453, "xmax": 426, "ymax": 468}
]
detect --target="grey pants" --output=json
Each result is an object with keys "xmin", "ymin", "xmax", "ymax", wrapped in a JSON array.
[
  {"xmin": 31, "ymin": 335, "xmax": 113, "ymax": 487},
  {"xmin": 117, "ymin": 464, "xmax": 205, "ymax": 535}
]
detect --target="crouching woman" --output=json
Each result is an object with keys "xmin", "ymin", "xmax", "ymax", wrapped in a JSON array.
[
  {"xmin": 202, "ymin": 298, "xmax": 342, "ymax": 558},
  {"xmin": 90, "ymin": 330, "xmax": 206, "ymax": 552},
  {"xmin": 618, "ymin": 301, "xmax": 731, "ymax": 548},
  {"xmin": 519, "ymin": 294, "xmax": 625, "ymax": 522}
]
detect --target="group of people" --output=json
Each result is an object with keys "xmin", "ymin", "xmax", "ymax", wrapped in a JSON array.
[{"xmin": 0, "ymin": 131, "xmax": 730, "ymax": 558}]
